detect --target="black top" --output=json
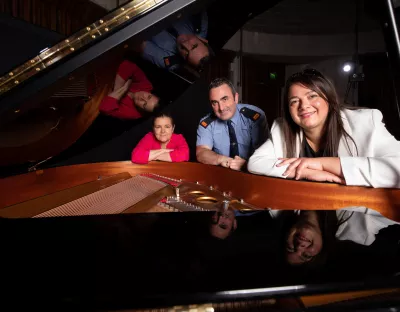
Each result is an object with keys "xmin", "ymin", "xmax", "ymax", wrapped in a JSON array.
[{"xmin": 303, "ymin": 139, "xmax": 325, "ymax": 158}]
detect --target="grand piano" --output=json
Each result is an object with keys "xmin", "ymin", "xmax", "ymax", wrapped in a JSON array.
[{"xmin": 0, "ymin": 0, "xmax": 400, "ymax": 311}]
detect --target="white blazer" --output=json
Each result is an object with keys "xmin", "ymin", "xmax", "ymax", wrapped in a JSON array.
[
  {"xmin": 269, "ymin": 207, "xmax": 400, "ymax": 246},
  {"xmin": 248, "ymin": 108, "xmax": 400, "ymax": 188}
]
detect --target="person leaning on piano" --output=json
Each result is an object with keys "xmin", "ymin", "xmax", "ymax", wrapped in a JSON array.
[
  {"xmin": 131, "ymin": 111, "xmax": 189, "ymax": 164},
  {"xmin": 99, "ymin": 60, "xmax": 160, "ymax": 119},
  {"xmin": 196, "ymin": 78, "xmax": 269, "ymax": 171},
  {"xmin": 248, "ymin": 68, "xmax": 400, "ymax": 188}
]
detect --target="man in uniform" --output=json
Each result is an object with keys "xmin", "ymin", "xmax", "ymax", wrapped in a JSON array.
[{"xmin": 196, "ymin": 78, "xmax": 268, "ymax": 171}]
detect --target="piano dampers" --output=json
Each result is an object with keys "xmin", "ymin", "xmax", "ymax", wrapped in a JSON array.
[{"xmin": 33, "ymin": 176, "xmax": 166, "ymax": 218}]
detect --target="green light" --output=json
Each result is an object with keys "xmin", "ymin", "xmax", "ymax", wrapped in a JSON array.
[{"xmin": 269, "ymin": 72, "xmax": 277, "ymax": 80}]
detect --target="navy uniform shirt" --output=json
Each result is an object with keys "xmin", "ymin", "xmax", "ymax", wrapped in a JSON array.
[{"xmin": 196, "ymin": 104, "xmax": 268, "ymax": 160}]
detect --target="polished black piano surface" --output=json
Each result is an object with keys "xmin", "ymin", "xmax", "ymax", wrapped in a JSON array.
[
  {"xmin": 1, "ymin": 0, "xmax": 400, "ymax": 311},
  {"xmin": 0, "ymin": 210, "xmax": 399, "ymax": 310}
]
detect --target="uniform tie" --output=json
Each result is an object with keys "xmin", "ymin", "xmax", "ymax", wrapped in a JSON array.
[{"xmin": 227, "ymin": 120, "xmax": 239, "ymax": 158}]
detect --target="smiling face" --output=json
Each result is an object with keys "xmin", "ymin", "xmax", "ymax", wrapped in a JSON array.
[
  {"xmin": 132, "ymin": 91, "xmax": 159, "ymax": 112},
  {"xmin": 210, "ymin": 209, "xmax": 237, "ymax": 240},
  {"xmin": 153, "ymin": 116, "xmax": 174, "ymax": 143},
  {"xmin": 288, "ymin": 83, "xmax": 329, "ymax": 135},
  {"xmin": 285, "ymin": 212, "xmax": 323, "ymax": 265},
  {"xmin": 177, "ymin": 34, "xmax": 209, "ymax": 68},
  {"xmin": 209, "ymin": 83, "xmax": 239, "ymax": 121}
]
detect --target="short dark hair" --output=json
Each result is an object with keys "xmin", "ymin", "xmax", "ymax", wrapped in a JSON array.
[
  {"xmin": 152, "ymin": 111, "xmax": 174, "ymax": 127},
  {"xmin": 209, "ymin": 77, "xmax": 236, "ymax": 96},
  {"xmin": 197, "ymin": 43, "xmax": 215, "ymax": 72}
]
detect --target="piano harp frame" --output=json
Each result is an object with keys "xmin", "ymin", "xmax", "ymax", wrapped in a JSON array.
[
  {"xmin": 0, "ymin": 1, "xmax": 399, "ymax": 220},
  {"xmin": 1, "ymin": 161, "xmax": 399, "ymax": 221}
]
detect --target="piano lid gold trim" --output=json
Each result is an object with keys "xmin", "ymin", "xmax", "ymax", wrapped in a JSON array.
[
  {"xmin": 0, "ymin": 0, "xmax": 167, "ymax": 96},
  {"xmin": 168, "ymin": 303, "xmax": 214, "ymax": 312}
]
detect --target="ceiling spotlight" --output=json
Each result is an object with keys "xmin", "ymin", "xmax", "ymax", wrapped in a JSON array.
[{"xmin": 343, "ymin": 64, "xmax": 352, "ymax": 72}]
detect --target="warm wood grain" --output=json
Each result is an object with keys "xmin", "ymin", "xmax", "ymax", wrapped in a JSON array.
[
  {"xmin": 1, "ymin": 161, "xmax": 400, "ymax": 221},
  {"xmin": 0, "ymin": 68, "xmax": 114, "ymax": 166},
  {"xmin": 0, "ymin": 0, "xmax": 106, "ymax": 36},
  {"xmin": 0, "ymin": 172, "xmax": 131, "ymax": 218},
  {"xmin": 301, "ymin": 288, "xmax": 400, "ymax": 307}
]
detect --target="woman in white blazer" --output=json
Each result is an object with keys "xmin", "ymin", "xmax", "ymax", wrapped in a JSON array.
[
  {"xmin": 247, "ymin": 69, "xmax": 400, "ymax": 188},
  {"xmin": 269, "ymin": 208, "xmax": 399, "ymax": 266}
]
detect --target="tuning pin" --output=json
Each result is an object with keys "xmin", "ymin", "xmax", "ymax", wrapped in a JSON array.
[
  {"xmin": 240, "ymin": 199, "xmax": 244, "ymax": 204},
  {"xmin": 222, "ymin": 200, "xmax": 229, "ymax": 211},
  {"xmin": 196, "ymin": 181, "xmax": 200, "ymax": 185},
  {"xmin": 175, "ymin": 187, "xmax": 180, "ymax": 198},
  {"xmin": 209, "ymin": 186, "xmax": 213, "ymax": 190}
]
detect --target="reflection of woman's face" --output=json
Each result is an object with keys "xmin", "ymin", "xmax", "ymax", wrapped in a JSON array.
[
  {"xmin": 133, "ymin": 91, "xmax": 159, "ymax": 112},
  {"xmin": 153, "ymin": 117, "xmax": 174, "ymax": 143},
  {"xmin": 210, "ymin": 209, "xmax": 236, "ymax": 240},
  {"xmin": 285, "ymin": 214, "xmax": 323, "ymax": 265}
]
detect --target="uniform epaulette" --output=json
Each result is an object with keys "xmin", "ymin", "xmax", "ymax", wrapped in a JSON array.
[
  {"xmin": 240, "ymin": 107, "xmax": 261, "ymax": 122},
  {"xmin": 200, "ymin": 114, "xmax": 216, "ymax": 128},
  {"xmin": 163, "ymin": 55, "xmax": 181, "ymax": 68}
]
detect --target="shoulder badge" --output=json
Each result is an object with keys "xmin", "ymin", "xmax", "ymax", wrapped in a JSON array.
[
  {"xmin": 200, "ymin": 115, "xmax": 216, "ymax": 128},
  {"xmin": 163, "ymin": 55, "xmax": 181, "ymax": 68},
  {"xmin": 240, "ymin": 107, "xmax": 261, "ymax": 122}
]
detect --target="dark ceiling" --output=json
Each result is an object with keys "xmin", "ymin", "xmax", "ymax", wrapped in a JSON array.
[{"xmin": 243, "ymin": 0, "xmax": 381, "ymax": 35}]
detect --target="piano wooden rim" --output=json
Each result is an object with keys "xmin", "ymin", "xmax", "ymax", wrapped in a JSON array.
[{"xmin": 1, "ymin": 161, "xmax": 399, "ymax": 221}]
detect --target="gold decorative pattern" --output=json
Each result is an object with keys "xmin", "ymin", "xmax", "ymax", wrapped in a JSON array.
[{"xmin": 0, "ymin": 0, "xmax": 167, "ymax": 96}]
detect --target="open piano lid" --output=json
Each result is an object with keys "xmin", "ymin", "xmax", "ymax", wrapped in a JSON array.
[
  {"xmin": 0, "ymin": 1, "xmax": 399, "ymax": 309},
  {"xmin": 0, "ymin": 0, "xmax": 279, "ymax": 170},
  {"xmin": 0, "ymin": 0, "xmax": 216, "ymax": 168}
]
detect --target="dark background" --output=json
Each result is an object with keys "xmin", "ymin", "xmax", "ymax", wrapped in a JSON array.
[{"xmin": 0, "ymin": 0, "xmax": 400, "ymax": 176}]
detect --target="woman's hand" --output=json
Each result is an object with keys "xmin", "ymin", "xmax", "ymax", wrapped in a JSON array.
[
  {"xmin": 277, "ymin": 157, "xmax": 345, "ymax": 184},
  {"xmin": 109, "ymin": 79, "xmax": 132, "ymax": 100},
  {"xmin": 294, "ymin": 168, "xmax": 345, "ymax": 184},
  {"xmin": 154, "ymin": 149, "xmax": 174, "ymax": 160},
  {"xmin": 149, "ymin": 149, "xmax": 173, "ymax": 161},
  {"xmin": 277, "ymin": 158, "xmax": 323, "ymax": 179}
]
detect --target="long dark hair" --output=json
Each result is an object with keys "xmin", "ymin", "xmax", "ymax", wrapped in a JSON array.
[
  {"xmin": 279, "ymin": 210, "xmax": 343, "ymax": 278},
  {"xmin": 282, "ymin": 69, "xmax": 357, "ymax": 157}
]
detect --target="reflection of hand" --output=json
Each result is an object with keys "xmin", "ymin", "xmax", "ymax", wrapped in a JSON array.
[
  {"xmin": 277, "ymin": 158, "xmax": 323, "ymax": 178},
  {"xmin": 109, "ymin": 79, "xmax": 132, "ymax": 100},
  {"xmin": 229, "ymin": 156, "xmax": 246, "ymax": 171}
]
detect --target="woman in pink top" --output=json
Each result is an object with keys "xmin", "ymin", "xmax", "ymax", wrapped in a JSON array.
[
  {"xmin": 131, "ymin": 112, "xmax": 190, "ymax": 164},
  {"xmin": 99, "ymin": 60, "xmax": 160, "ymax": 119}
]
